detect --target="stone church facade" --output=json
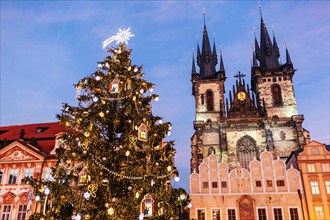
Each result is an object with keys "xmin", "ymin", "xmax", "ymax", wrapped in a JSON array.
[
  {"xmin": 190, "ymin": 13, "xmax": 309, "ymax": 172},
  {"xmin": 189, "ymin": 9, "xmax": 312, "ymax": 220}
]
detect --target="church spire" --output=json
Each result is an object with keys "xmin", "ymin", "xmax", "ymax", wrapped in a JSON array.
[
  {"xmin": 272, "ymin": 27, "xmax": 280, "ymax": 59},
  {"xmin": 219, "ymin": 47, "xmax": 225, "ymax": 73},
  {"xmin": 252, "ymin": 51, "xmax": 258, "ymax": 67},
  {"xmin": 197, "ymin": 37, "xmax": 201, "ymax": 67},
  {"xmin": 191, "ymin": 50, "xmax": 197, "ymax": 74},
  {"xmin": 258, "ymin": 4, "xmax": 280, "ymax": 71},
  {"xmin": 212, "ymin": 34, "xmax": 218, "ymax": 66},
  {"xmin": 197, "ymin": 10, "xmax": 217, "ymax": 78},
  {"xmin": 286, "ymin": 46, "xmax": 293, "ymax": 66},
  {"xmin": 254, "ymin": 31, "xmax": 261, "ymax": 60}
]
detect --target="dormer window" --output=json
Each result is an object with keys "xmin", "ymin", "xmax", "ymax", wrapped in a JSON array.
[
  {"xmin": 0, "ymin": 130, "xmax": 8, "ymax": 135},
  {"xmin": 36, "ymin": 127, "xmax": 49, "ymax": 133},
  {"xmin": 206, "ymin": 90, "xmax": 214, "ymax": 111}
]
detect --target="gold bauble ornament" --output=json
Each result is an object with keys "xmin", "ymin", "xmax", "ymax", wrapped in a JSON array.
[{"xmin": 107, "ymin": 207, "xmax": 114, "ymax": 215}]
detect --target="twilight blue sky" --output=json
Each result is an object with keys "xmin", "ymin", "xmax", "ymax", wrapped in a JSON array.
[{"xmin": 1, "ymin": 1, "xmax": 329, "ymax": 190}]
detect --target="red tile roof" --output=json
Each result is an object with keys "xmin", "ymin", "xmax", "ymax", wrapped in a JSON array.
[{"xmin": 0, "ymin": 122, "xmax": 65, "ymax": 156}]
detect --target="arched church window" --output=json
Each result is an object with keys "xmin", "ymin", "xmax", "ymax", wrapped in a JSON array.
[
  {"xmin": 206, "ymin": 90, "xmax": 214, "ymax": 111},
  {"xmin": 271, "ymin": 84, "xmax": 283, "ymax": 106},
  {"xmin": 208, "ymin": 147, "xmax": 215, "ymax": 156},
  {"xmin": 237, "ymin": 136, "xmax": 258, "ymax": 169}
]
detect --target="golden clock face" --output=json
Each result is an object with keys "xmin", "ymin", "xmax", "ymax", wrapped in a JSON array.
[{"xmin": 237, "ymin": 91, "xmax": 246, "ymax": 101}]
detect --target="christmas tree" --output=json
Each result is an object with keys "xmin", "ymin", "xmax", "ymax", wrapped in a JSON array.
[{"xmin": 24, "ymin": 28, "xmax": 189, "ymax": 220}]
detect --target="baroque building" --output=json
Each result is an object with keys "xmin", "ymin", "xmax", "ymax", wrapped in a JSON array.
[
  {"xmin": 287, "ymin": 141, "xmax": 330, "ymax": 220},
  {"xmin": 0, "ymin": 123, "xmax": 64, "ymax": 220}
]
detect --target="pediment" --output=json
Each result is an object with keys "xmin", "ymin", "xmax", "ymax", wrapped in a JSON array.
[{"xmin": 0, "ymin": 141, "xmax": 44, "ymax": 162}]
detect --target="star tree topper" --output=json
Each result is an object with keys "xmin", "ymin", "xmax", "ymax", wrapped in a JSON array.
[{"xmin": 102, "ymin": 27, "xmax": 134, "ymax": 49}]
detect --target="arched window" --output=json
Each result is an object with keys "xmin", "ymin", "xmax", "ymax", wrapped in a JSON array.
[
  {"xmin": 206, "ymin": 90, "xmax": 214, "ymax": 111},
  {"xmin": 236, "ymin": 136, "xmax": 258, "ymax": 169},
  {"xmin": 208, "ymin": 147, "xmax": 215, "ymax": 156},
  {"xmin": 271, "ymin": 84, "xmax": 283, "ymax": 106}
]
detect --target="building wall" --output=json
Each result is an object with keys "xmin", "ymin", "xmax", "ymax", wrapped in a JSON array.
[
  {"xmin": 256, "ymin": 75, "xmax": 298, "ymax": 118},
  {"xmin": 295, "ymin": 141, "xmax": 330, "ymax": 220},
  {"xmin": 0, "ymin": 123, "xmax": 63, "ymax": 220},
  {"xmin": 194, "ymin": 80, "xmax": 225, "ymax": 122},
  {"xmin": 0, "ymin": 141, "xmax": 58, "ymax": 220},
  {"xmin": 189, "ymin": 152, "xmax": 304, "ymax": 220}
]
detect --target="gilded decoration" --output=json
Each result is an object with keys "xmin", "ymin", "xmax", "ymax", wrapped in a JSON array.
[{"xmin": 0, "ymin": 146, "xmax": 38, "ymax": 161}]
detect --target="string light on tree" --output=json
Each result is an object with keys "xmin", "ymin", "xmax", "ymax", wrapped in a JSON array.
[{"xmin": 23, "ymin": 27, "xmax": 189, "ymax": 219}]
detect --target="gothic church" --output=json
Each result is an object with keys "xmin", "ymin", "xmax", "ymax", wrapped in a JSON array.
[{"xmin": 190, "ymin": 11, "xmax": 309, "ymax": 172}]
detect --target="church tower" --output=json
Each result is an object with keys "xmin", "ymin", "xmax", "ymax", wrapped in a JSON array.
[
  {"xmin": 251, "ymin": 13, "xmax": 297, "ymax": 119},
  {"xmin": 190, "ymin": 18, "xmax": 227, "ymax": 172},
  {"xmin": 190, "ymin": 9, "xmax": 308, "ymax": 173}
]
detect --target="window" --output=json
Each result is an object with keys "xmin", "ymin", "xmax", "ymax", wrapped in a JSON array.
[
  {"xmin": 227, "ymin": 209, "xmax": 236, "ymax": 220},
  {"xmin": 273, "ymin": 208, "xmax": 283, "ymax": 220},
  {"xmin": 1, "ymin": 205, "xmax": 11, "ymax": 220},
  {"xmin": 201, "ymin": 94, "xmax": 204, "ymax": 105},
  {"xmin": 289, "ymin": 208, "xmax": 299, "ymax": 220},
  {"xmin": 310, "ymin": 182, "xmax": 320, "ymax": 194},
  {"xmin": 256, "ymin": 180, "xmax": 262, "ymax": 187},
  {"xmin": 267, "ymin": 180, "xmax": 272, "ymax": 187},
  {"xmin": 44, "ymin": 168, "xmax": 53, "ymax": 181},
  {"xmin": 0, "ymin": 170, "xmax": 3, "ymax": 184},
  {"xmin": 257, "ymin": 208, "xmax": 267, "ymax": 220},
  {"xmin": 221, "ymin": 181, "xmax": 227, "ymax": 188},
  {"xmin": 322, "ymin": 163, "xmax": 330, "ymax": 172},
  {"xmin": 208, "ymin": 147, "xmax": 215, "ymax": 156},
  {"xmin": 8, "ymin": 169, "xmax": 18, "ymax": 184},
  {"xmin": 36, "ymin": 127, "xmax": 48, "ymax": 133},
  {"xmin": 325, "ymin": 181, "xmax": 330, "ymax": 194},
  {"xmin": 212, "ymin": 182, "xmax": 218, "ymax": 188},
  {"xmin": 197, "ymin": 209, "xmax": 205, "ymax": 220},
  {"xmin": 206, "ymin": 90, "xmax": 214, "ymax": 111},
  {"xmin": 315, "ymin": 206, "xmax": 324, "ymax": 219},
  {"xmin": 24, "ymin": 168, "xmax": 34, "ymax": 178},
  {"xmin": 17, "ymin": 205, "xmax": 27, "ymax": 220},
  {"xmin": 276, "ymin": 180, "xmax": 285, "ymax": 187},
  {"xmin": 212, "ymin": 209, "xmax": 220, "ymax": 220},
  {"xmin": 237, "ymin": 135, "xmax": 258, "ymax": 169},
  {"xmin": 202, "ymin": 182, "xmax": 209, "ymax": 188},
  {"xmin": 307, "ymin": 164, "xmax": 316, "ymax": 172},
  {"xmin": 271, "ymin": 84, "xmax": 283, "ymax": 106},
  {"xmin": 311, "ymin": 148, "xmax": 319, "ymax": 154}
]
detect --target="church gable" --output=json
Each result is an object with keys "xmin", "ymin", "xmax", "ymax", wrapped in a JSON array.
[
  {"xmin": 227, "ymin": 74, "xmax": 261, "ymax": 119},
  {"xmin": 0, "ymin": 141, "xmax": 44, "ymax": 162}
]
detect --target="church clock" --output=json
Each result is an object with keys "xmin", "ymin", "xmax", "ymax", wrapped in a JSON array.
[{"xmin": 237, "ymin": 91, "xmax": 246, "ymax": 101}]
